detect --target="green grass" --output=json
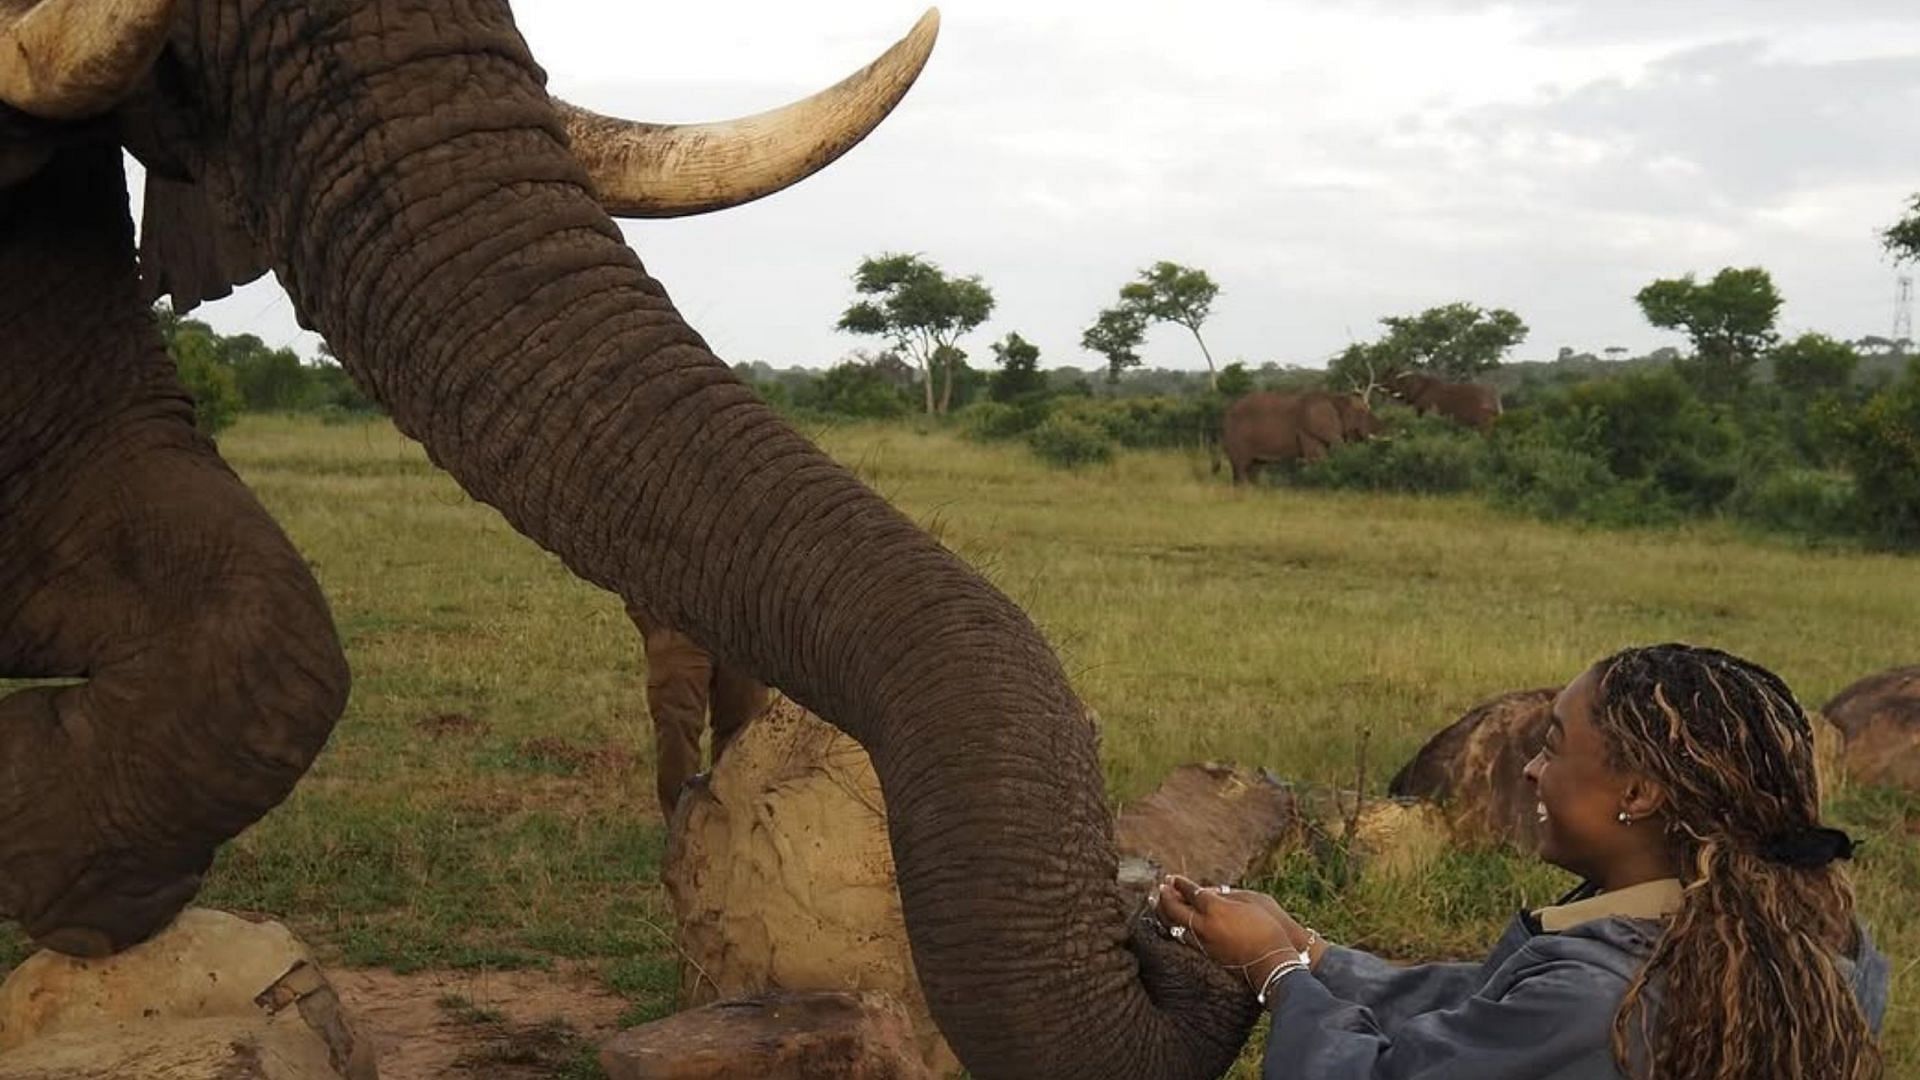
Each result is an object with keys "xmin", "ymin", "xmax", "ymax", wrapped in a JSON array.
[{"xmin": 4, "ymin": 413, "xmax": 1917, "ymax": 1074}]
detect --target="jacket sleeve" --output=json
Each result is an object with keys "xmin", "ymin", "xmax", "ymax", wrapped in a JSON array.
[
  {"xmin": 1262, "ymin": 953, "xmax": 1623, "ymax": 1079},
  {"xmin": 1311, "ymin": 947, "xmax": 1485, "ymax": 1030}
]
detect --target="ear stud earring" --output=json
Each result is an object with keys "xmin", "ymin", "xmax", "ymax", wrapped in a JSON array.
[{"xmin": 1617, "ymin": 812, "xmax": 1633, "ymax": 824}]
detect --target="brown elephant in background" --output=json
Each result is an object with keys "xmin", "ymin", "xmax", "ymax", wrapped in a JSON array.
[
  {"xmin": 0, "ymin": 2, "xmax": 1257, "ymax": 1077},
  {"xmin": 1216, "ymin": 390, "xmax": 1380, "ymax": 484},
  {"xmin": 1387, "ymin": 370, "xmax": 1502, "ymax": 431}
]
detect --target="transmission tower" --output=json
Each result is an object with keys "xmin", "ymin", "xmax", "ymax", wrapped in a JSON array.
[{"xmin": 1895, "ymin": 274, "xmax": 1914, "ymax": 346}]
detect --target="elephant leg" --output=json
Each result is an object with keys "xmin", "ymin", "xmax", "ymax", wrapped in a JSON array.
[
  {"xmin": 0, "ymin": 144, "xmax": 348, "ymax": 956},
  {"xmin": 708, "ymin": 663, "xmax": 770, "ymax": 762},
  {"xmin": 637, "ymin": 620, "xmax": 715, "ymax": 817}
]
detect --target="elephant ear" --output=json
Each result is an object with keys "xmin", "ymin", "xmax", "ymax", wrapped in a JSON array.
[{"xmin": 137, "ymin": 169, "xmax": 272, "ymax": 312}]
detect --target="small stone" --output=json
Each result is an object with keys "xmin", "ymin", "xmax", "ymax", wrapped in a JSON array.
[
  {"xmin": 598, "ymin": 991, "xmax": 930, "ymax": 1080},
  {"xmin": 1113, "ymin": 763, "xmax": 1301, "ymax": 885}
]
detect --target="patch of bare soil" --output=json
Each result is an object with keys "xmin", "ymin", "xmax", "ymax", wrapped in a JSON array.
[
  {"xmin": 415, "ymin": 712, "xmax": 489, "ymax": 738},
  {"xmin": 330, "ymin": 964, "xmax": 630, "ymax": 1079},
  {"xmin": 517, "ymin": 737, "xmax": 638, "ymax": 775}
]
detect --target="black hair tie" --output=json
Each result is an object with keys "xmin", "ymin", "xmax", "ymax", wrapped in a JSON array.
[{"xmin": 1759, "ymin": 826, "xmax": 1856, "ymax": 868}]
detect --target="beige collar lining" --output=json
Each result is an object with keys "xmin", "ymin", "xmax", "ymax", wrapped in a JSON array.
[{"xmin": 1534, "ymin": 878, "xmax": 1684, "ymax": 932}]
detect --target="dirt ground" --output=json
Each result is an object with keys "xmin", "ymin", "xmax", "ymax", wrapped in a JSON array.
[{"xmin": 330, "ymin": 963, "xmax": 630, "ymax": 1079}]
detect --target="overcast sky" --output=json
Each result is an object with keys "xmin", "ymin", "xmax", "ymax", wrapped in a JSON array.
[{"xmin": 164, "ymin": 0, "xmax": 1920, "ymax": 373}]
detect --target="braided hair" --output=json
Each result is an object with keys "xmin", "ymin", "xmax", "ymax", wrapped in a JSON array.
[{"xmin": 1590, "ymin": 644, "xmax": 1879, "ymax": 1079}]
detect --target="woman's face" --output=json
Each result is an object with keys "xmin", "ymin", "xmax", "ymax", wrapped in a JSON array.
[{"xmin": 1523, "ymin": 666, "xmax": 1655, "ymax": 883}]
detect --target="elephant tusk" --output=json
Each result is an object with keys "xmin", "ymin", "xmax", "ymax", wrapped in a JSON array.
[
  {"xmin": 556, "ymin": 7, "xmax": 939, "ymax": 218},
  {"xmin": 0, "ymin": 0, "xmax": 178, "ymax": 120}
]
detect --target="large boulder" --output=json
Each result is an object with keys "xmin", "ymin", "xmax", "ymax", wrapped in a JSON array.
[
  {"xmin": 0, "ymin": 908, "xmax": 374, "ymax": 1080},
  {"xmin": 662, "ymin": 697, "xmax": 957, "ymax": 1077},
  {"xmin": 1113, "ymin": 763, "xmax": 1301, "ymax": 887},
  {"xmin": 1388, "ymin": 689, "xmax": 1555, "ymax": 852},
  {"xmin": 1822, "ymin": 665, "xmax": 1920, "ymax": 792},
  {"xmin": 599, "ymin": 991, "xmax": 929, "ymax": 1080}
]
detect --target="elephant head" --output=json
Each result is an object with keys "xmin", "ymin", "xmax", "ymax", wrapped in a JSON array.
[{"xmin": 0, "ymin": 2, "xmax": 1257, "ymax": 1076}]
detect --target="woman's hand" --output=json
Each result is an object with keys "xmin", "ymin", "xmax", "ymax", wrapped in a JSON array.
[{"xmin": 1154, "ymin": 875, "xmax": 1323, "ymax": 992}]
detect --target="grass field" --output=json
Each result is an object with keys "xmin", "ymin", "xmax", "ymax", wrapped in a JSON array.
[{"xmin": 5, "ymin": 413, "xmax": 1916, "ymax": 1075}]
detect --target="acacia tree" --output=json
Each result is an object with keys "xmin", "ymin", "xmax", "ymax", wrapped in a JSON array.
[
  {"xmin": 836, "ymin": 253, "xmax": 995, "ymax": 415},
  {"xmin": 1080, "ymin": 305, "xmax": 1148, "ymax": 385},
  {"xmin": 1328, "ymin": 302, "xmax": 1529, "ymax": 392},
  {"xmin": 1634, "ymin": 267, "xmax": 1782, "ymax": 400},
  {"xmin": 988, "ymin": 332, "xmax": 1047, "ymax": 403},
  {"xmin": 1098, "ymin": 261, "xmax": 1221, "ymax": 389}
]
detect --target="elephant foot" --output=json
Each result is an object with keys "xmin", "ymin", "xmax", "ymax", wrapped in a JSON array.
[{"xmin": 24, "ymin": 862, "xmax": 209, "ymax": 959}]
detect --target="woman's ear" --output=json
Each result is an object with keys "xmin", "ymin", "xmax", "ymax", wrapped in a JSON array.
[{"xmin": 1621, "ymin": 777, "xmax": 1668, "ymax": 823}]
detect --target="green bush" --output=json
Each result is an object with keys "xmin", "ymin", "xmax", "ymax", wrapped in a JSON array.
[
  {"xmin": 1729, "ymin": 468, "xmax": 1859, "ymax": 538},
  {"xmin": 170, "ymin": 331, "xmax": 243, "ymax": 436},
  {"xmin": 962, "ymin": 397, "xmax": 1056, "ymax": 442},
  {"xmin": 1482, "ymin": 369, "xmax": 1742, "ymax": 525},
  {"xmin": 1296, "ymin": 418, "xmax": 1486, "ymax": 494},
  {"xmin": 1829, "ymin": 362, "xmax": 1920, "ymax": 547},
  {"xmin": 793, "ymin": 360, "xmax": 911, "ymax": 420},
  {"xmin": 1027, "ymin": 413, "xmax": 1116, "ymax": 469},
  {"xmin": 1058, "ymin": 396, "xmax": 1217, "ymax": 450}
]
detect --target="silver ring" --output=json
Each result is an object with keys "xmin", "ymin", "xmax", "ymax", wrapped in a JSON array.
[
  {"xmin": 1216, "ymin": 884, "xmax": 1232, "ymax": 895},
  {"xmin": 1170, "ymin": 925, "xmax": 1187, "ymax": 942}
]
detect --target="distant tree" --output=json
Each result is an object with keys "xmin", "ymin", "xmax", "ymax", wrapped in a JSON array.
[
  {"xmin": 1603, "ymin": 346, "xmax": 1629, "ymax": 362},
  {"xmin": 1328, "ymin": 302, "xmax": 1529, "ymax": 390},
  {"xmin": 1770, "ymin": 333, "xmax": 1860, "ymax": 398},
  {"xmin": 836, "ymin": 252, "xmax": 995, "ymax": 415},
  {"xmin": 1216, "ymin": 361, "xmax": 1255, "ymax": 398},
  {"xmin": 988, "ymin": 332, "xmax": 1048, "ymax": 404},
  {"xmin": 1081, "ymin": 305, "xmax": 1148, "ymax": 385},
  {"xmin": 1883, "ymin": 193, "xmax": 1920, "ymax": 264},
  {"xmin": 1634, "ymin": 267, "xmax": 1782, "ymax": 400},
  {"xmin": 1114, "ymin": 261, "xmax": 1222, "ymax": 389},
  {"xmin": 159, "ymin": 313, "xmax": 242, "ymax": 435}
]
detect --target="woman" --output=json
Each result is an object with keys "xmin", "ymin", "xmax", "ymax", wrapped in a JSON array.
[{"xmin": 1156, "ymin": 644, "xmax": 1888, "ymax": 1079}]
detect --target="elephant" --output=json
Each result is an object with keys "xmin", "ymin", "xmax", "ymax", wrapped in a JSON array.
[
  {"xmin": 1386, "ymin": 370, "xmax": 1502, "ymax": 431},
  {"xmin": 0, "ymin": 2, "xmax": 1257, "ymax": 1077},
  {"xmin": 1215, "ymin": 390, "xmax": 1380, "ymax": 484}
]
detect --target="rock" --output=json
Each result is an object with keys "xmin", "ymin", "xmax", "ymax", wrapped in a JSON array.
[
  {"xmin": 1113, "ymin": 763, "xmax": 1302, "ymax": 885},
  {"xmin": 598, "ymin": 990, "xmax": 930, "ymax": 1080},
  {"xmin": 663, "ymin": 697, "xmax": 957, "ymax": 1076},
  {"xmin": 0, "ymin": 1016, "xmax": 344, "ymax": 1080},
  {"xmin": 1822, "ymin": 666, "xmax": 1920, "ymax": 792},
  {"xmin": 0, "ymin": 908, "xmax": 373, "ymax": 1080},
  {"xmin": 1388, "ymin": 689, "xmax": 1556, "ymax": 852}
]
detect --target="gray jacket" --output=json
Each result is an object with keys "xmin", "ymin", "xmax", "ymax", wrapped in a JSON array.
[{"xmin": 1264, "ymin": 909, "xmax": 1889, "ymax": 1078}]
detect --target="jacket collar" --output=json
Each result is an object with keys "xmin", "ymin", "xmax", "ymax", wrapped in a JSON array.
[{"xmin": 1532, "ymin": 878, "xmax": 1683, "ymax": 933}]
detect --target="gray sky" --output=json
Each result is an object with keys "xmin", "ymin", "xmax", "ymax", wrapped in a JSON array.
[{"xmin": 163, "ymin": 0, "xmax": 1920, "ymax": 372}]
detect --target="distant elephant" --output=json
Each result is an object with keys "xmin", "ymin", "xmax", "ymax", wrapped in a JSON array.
[
  {"xmin": 0, "ymin": 4, "xmax": 1254, "ymax": 1077},
  {"xmin": 1387, "ymin": 371, "xmax": 1502, "ymax": 431},
  {"xmin": 1216, "ymin": 390, "xmax": 1379, "ymax": 484}
]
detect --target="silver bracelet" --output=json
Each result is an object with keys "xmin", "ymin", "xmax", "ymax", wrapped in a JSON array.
[{"xmin": 1256, "ymin": 950, "xmax": 1311, "ymax": 1005}]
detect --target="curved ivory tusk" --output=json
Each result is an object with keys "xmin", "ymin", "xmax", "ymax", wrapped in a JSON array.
[
  {"xmin": 0, "ymin": 0, "xmax": 177, "ymax": 120},
  {"xmin": 557, "ymin": 8, "xmax": 940, "ymax": 218}
]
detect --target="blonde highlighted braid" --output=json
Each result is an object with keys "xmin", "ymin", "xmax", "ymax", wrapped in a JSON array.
[{"xmin": 1591, "ymin": 644, "xmax": 1879, "ymax": 1080}]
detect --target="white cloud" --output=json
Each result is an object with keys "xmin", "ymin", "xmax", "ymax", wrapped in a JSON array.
[{"xmin": 174, "ymin": 1, "xmax": 1920, "ymax": 372}]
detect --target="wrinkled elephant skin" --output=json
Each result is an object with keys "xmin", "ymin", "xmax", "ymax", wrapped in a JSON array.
[{"xmin": 0, "ymin": 3, "xmax": 1257, "ymax": 1077}]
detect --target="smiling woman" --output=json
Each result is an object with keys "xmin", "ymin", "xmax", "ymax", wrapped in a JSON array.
[{"xmin": 1158, "ymin": 643, "xmax": 1888, "ymax": 1080}]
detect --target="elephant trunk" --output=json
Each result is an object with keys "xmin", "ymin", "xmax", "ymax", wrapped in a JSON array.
[{"xmin": 169, "ymin": 2, "xmax": 1253, "ymax": 1076}]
